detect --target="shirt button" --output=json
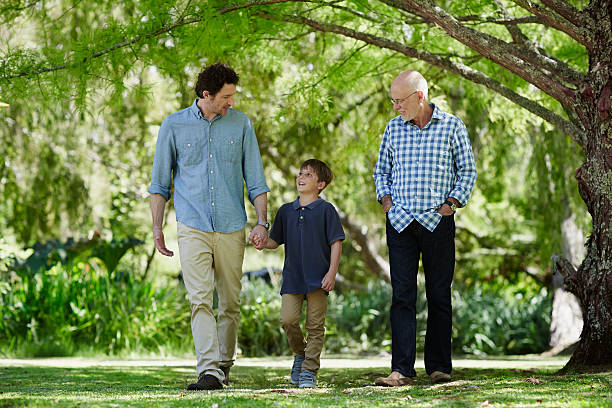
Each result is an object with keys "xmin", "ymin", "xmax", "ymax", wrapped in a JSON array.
[
  {"xmin": 209, "ymin": 138, "xmax": 212, "ymax": 142},
  {"xmin": 187, "ymin": 143, "xmax": 191, "ymax": 147},
  {"xmin": 211, "ymin": 186, "xmax": 214, "ymax": 190},
  {"xmin": 210, "ymin": 170, "xmax": 214, "ymax": 174},
  {"xmin": 212, "ymin": 202, "xmax": 215, "ymax": 206},
  {"xmin": 300, "ymin": 216, "xmax": 303, "ymax": 219},
  {"xmin": 230, "ymin": 140, "xmax": 234, "ymax": 144},
  {"xmin": 209, "ymin": 154, "xmax": 212, "ymax": 158}
]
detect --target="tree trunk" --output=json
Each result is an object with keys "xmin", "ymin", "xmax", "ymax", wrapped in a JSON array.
[{"xmin": 558, "ymin": 86, "xmax": 612, "ymax": 369}]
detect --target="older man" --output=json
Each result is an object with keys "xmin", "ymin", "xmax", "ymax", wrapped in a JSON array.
[
  {"xmin": 149, "ymin": 62, "xmax": 270, "ymax": 390},
  {"xmin": 373, "ymin": 70, "xmax": 476, "ymax": 386}
]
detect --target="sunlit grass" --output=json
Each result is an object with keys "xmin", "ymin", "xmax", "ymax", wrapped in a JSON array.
[{"xmin": 1, "ymin": 357, "xmax": 610, "ymax": 407}]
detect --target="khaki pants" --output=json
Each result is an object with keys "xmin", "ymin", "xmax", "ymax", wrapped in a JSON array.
[
  {"xmin": 177, "ymin": 222, "xmax": 245, "ymax": 382},
  {"xmin": 280, "ymin": 289, "xmax": 328, "ymax": 374}
]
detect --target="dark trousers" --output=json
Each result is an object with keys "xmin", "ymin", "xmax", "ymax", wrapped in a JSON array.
[{"xmin": 386, "ymin": 215, "xmax": 455, "ymax": 377}]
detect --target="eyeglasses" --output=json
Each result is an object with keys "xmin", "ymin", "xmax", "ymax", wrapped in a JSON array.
[{"xmin": 390, "ymin": 90, "xmax": 418, "ymax": 105}]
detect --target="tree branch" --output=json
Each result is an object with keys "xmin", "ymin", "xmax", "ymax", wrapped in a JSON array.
[
  {"xmin": 255, "ymin": 10, "xmax": 583, "ymax": 142},
  {"xmin": 336, "ymin": 207, "xmax": 391, "ymax": 283},
  {"xmin": 551, "ymin": 253, "xmax": 579, "ymax": 294},
  {"xmin": 491, "ymin": 0, "xmax": 581, "ymax": 93},
  {"xmin": 540, "ymin": 0, "xmax": 586, "ymax": 27},
  {"xmin": 221, "ymin": 0, "xmax": 307, "ymax": 13},
  {"xmin": 382, "ymin": 0, "xmax": 583, "ymax": 101},
  {"xmin": 511, "ymin": 0, "xmax": 589, "ymax": 46},
  {"xmin": 493, "ymin": 0, "xmax": 531, "ymax": 45}
]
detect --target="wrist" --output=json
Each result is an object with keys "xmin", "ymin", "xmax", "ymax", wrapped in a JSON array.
[
  {"xmin": 443, "ymin": 200, "xmax": 457, "ymax": 212},
  {"xmin": 256, "ymin": 220, "xmax": 270, "ymax": 230}
]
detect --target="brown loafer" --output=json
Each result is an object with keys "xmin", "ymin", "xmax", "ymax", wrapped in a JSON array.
[
  {"xmin": 430, "ymin": 371, "xmax": 451, "ymax": 384},
  {"xmin": 374, "ymin": 371, "xmax": 415, "ymax": 387}
]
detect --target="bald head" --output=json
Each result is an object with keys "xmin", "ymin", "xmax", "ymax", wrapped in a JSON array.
[{"xmin": 391, "ymin": 70, "xmax": 429, "ymax": 101}]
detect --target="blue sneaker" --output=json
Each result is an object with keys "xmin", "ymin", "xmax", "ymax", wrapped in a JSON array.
[
  {"xmin": 298, "ymin": 369, "xmax": 316, "ymax": 388},
  {"xmin": 290, "ymin": 354, "xmax": 305, "ymax": 385}
]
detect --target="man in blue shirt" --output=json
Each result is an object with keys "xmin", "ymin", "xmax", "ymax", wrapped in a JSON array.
[
  {"xmin": 149, "ymin": 63, "xmax": 270, "ymax": 390},
  {"xmin": 373, "ymin": 70, "xmax": 477, "ymax": 386}
]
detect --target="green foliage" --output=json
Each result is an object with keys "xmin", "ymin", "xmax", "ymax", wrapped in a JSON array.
[
  {"xmin": 8, "ymin": 235, "xmax": 144, "ymax": 276},
  {"xmin": 238, "ymin": 278, "xmax": 285, "ymax": 357},
  {"xmin": 235, "ymin": 279, "xmax": 552, "ymax": 357},
  {"xmin": 453, "ymin": 286, "xmax": 552, "ymax": 355},
  {"xmin": 1, "ymin": 263, "xmax": 552, "ymax": 358},
  {"xmin": 0, "ymin": 264, "xmax": 191, "ymax": 356},
  {"xmin": 326, "ymin": 283, "xmax": 398, "ymax": 353}
]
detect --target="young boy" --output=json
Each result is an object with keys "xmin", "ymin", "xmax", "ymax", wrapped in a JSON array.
[{"xmin": 252, "ymin": 159, "xmax": 345, "ymax": 388}]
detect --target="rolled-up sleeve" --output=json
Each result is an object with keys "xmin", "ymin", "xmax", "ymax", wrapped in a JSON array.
[
  {"xmin": 148, "ymin": 119, "xmax": 176, "ymax": 201},
  {"xmin": 242, "ymin": 118, "xmax": 270, "ymax": 204},
  {"xmin": 449, "ymin": 120, "xmax": 477, "ymax": 206}
]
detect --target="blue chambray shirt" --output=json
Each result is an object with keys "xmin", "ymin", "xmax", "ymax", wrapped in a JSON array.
[
  {"xmin": 148, "ymin": 99, "xmax": 270, "ymax": 233},
  {"xmin": 269, "ymin": 198, "xmax": 345, "ymax": 295},
  {"xmin": 373, "ymin": 103, "xmax": 477, "ymax": 233}
]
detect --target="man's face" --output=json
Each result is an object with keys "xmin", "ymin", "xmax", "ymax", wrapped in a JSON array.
[
  {"xmin": 390, "ymin": 83, "xmax": 419, "ymax": 121},
  {"xmin": 205, "ymin": 83, "xmax": 236, "ymax": 116}
]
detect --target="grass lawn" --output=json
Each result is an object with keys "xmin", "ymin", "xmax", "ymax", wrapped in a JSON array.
[{"xmin": 0, "ymin": 355, "xmax": 610, "ymax": 407}]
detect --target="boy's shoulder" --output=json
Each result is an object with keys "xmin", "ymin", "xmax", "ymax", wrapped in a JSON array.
[
  {"xmin": 275, "ymin": 200, "xmax": 297, "ymax": 216},
  {"xmin": 280, "ymin": 200, "xmax": 297, "ymax": 210},
  {"xmin": 319, "ymin": 199, "xmax": 341, "ymax": 213}
]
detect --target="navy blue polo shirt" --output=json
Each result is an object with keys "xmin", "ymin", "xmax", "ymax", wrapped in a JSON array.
[{"xmin": 269, "ymin": 198, "xmax": 345, "ymax": 295}]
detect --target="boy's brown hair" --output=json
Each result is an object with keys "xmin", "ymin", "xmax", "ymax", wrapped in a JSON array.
[{"xmin": 301, "ymin": 159, "xmax": 333, "ymax": 190}]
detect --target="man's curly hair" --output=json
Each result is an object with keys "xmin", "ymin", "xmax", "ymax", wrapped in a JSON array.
[{"xmin": 194, "ymin": 62, "xmax": 239, "ymax": 97}]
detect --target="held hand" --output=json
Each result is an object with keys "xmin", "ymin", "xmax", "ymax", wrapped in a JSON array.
[
  {"xmin": 249, "ymin": 225, "xmax": 268, "ymax": 251},
  {"xmin": 250, "ymin": 234, "xmax": 265, "ymax": 250},
  {"xmin": 153, "ymin": 227, "xmax": 174, "ymax": 257},
  {"xmin": 321, "ymin": 271, "xmax": 337, "ymax": 292},
  {"xmin": 437, "ymin": 204, "xmax": 454, "ymax": 216},
  {"xmin": 248, "ymin": 229, "xmax": 259, "ymax": 246},
  {"xmin": 381, "ymin": 195, "xmax": 393, "ymax": 213}
]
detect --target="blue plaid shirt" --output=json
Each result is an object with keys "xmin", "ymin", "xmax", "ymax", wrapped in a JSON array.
[
  {"xmin": 374, "ymin": 103, "xmax": 477, "ymax": 232},
  {"xmin": 149, "ymin": 99, "xmax": 270, "ymax": 233}
]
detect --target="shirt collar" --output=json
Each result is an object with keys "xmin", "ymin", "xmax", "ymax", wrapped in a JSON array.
[
  {"xmin": 402, "ymin": 102, "xmax": 444, "ymax": 126},
  {"xmin": 190, "ymin": 98, "xmax": 223, "ymax": 121},
  {"xmin": 291, "ymin": 197, "xmax": 324, "ymax": 210}
]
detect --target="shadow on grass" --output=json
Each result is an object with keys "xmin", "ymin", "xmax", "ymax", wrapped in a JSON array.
[{"xmin": 0, "ymin": 364, "xmax": 610, "ymax": 407}]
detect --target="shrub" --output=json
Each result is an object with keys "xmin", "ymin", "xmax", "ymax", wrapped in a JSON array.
[
  {"xmin": 453, "ymin": 285, "xmax": 552, "ymax": 355},
  {"xmin": 0, "ymin": 263, "xmax": 191, "ymax": 356},
  {"xmin": 0, "ymin": 261, "xmax": 552, "ymax": 357}
]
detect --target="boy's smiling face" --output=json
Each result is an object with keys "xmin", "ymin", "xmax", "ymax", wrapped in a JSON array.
[{"xmin": 296, "ymin": 165, "xmax": 326, "ymax": 195}]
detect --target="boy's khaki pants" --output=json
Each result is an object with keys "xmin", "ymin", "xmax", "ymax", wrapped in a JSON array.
[
  {"xmin": 177, "ymin": 222, "xmax": 245, "ymax": 383},
  {"xmin": 281, "ymin": 289, "xmax": 329, "ymax": 374}
]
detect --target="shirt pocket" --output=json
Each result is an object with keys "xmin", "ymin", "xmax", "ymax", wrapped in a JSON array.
[
  {"xmin": 219, "ymin": 137, "xmax": 242, "ymax": 163},
  {"xmin": 177, "ymin": 140, "xmax": 201, "ymax": 166}
]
